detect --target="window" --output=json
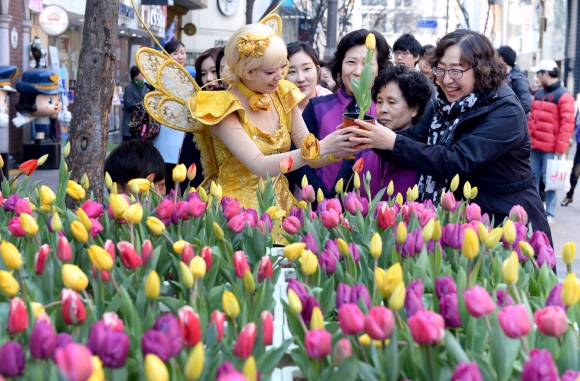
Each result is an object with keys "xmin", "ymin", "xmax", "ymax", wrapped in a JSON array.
[
  {"xmin": 362, "ymin": 13, "xmax": 387, "ymax": 33},
  {"xmin": 362, "ymin": 0, "xmax": 387, "ymax": 5},
  {"xmin": 387, "ymin": 12, "xmax": 415, "ymax": 34}
]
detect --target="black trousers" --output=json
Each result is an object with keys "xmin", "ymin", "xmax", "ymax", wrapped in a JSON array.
[{"xmin": 566, "ymin": 146, "xmax": 580, "ymax": 199}]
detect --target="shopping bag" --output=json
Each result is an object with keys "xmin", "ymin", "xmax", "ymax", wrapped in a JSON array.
[{"xmin": 545, "ymin": 157, "xmax": 573, "ymax": 191}]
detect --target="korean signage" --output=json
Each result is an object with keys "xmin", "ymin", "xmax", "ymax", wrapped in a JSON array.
[
  {"xmin": 119, "ymin": 3, "xmax": 136, "ymax": 20},
  {"xmin": 29, "ymin": 0, "xmax": 43, "ymax": 13},
  {"xmin": 141, "ymin": 5, "xmax": 166, "ymax": 34},
  {"xmin": 39, "ymin": 5, "xmax": 70, "ymax": 36}
]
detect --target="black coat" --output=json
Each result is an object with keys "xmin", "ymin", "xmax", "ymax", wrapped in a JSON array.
[
  {"xmin": 122, "ymin": 81, "xmax": 149, "ymax": 138},
  {"xmin": 373, "ymin": 83, "xmax": 552, "ymax": 242},
  {"xmin": 508, "ymin": 65, "xmax": 532, "ymax": 115}
]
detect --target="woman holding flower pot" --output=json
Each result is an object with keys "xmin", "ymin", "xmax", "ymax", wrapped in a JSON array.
[
  {"xmin": 287, "ymin": 29, "xmax": 392, "ymax": 198},
  {"xmin": 345, "ymin": 29, "xmax": 552, "ymax": 241}
]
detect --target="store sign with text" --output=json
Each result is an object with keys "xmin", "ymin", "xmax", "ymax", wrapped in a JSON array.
[
  {"xmin": 29, "ymin": 0, "xmax": 43, "ymax": 13},
  {"xmin": 141, "ymin": 5, "xmax": 166, "ymax": 34},
  {"xmin": 39, "ymin": 5, "xmax": 70, "ymax": 36}
]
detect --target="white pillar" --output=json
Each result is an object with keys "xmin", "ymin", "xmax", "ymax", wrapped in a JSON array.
[{"xmin": 0, "ymin": 14, "xmax": 12, "ymax": 66}]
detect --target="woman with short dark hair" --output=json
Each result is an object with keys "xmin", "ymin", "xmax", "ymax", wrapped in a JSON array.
[{"xmin": 346, "ymin": 29, "xmax": 552, "ymax": 242}]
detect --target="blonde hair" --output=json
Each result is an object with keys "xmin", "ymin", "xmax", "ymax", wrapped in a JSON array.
[{"xmin": 222, "ymin": 23, "xmax": 287, "ymax": 85}]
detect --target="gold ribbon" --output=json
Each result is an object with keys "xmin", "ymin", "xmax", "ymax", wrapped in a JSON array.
[{"xmin": 237, "ymin": 82, "xmax": 271, "ymax": 111}]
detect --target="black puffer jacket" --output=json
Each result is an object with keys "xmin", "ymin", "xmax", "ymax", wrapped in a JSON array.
[
  {"xmin": 374, "ymin": 83, "xmax": 552, "ymax": 242},
  {"xmin": 507, "ymin": 65, "xmax": 532, "ymax": 115}
]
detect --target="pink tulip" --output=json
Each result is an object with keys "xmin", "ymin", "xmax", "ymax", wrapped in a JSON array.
[
  {"xmin": 89, "ymin": 218, "xmax": 103, "ymax": 238},
  {"xmin": 321, "ymin": 209, "xmax": 340, "ymax": 229},
  {"xmin": 364, "ymin": 306, "xmax": 395, "ymax": 341},
  {"xmin": 521, "ymin": 348, "xmax": 558, "ymax": 381},
  {"xmin": 7, "ymin": 217, "xmax": 26, "ymax": 237},
  {"xmin": 233, "ymin": 251, "xmax": 250, "ymax": 279},
  {"xmin": 34, "ymin": 244, "xmax": 51, "ymax": 275},
  {"xmin": 103, "ymin": 239, "xmax": 116, "ymax": 260},
  {"xmin": 233, "ymin": 323, "xmax": 256, "ymax": 359},
  {"xmin": 227, "ymin": 214, "xmax": 246, "ymax": 233},
  {"xmin": 465, "ymin": 203, "xmax": 481, "ymax": 222},
  {"xmin": 509, "ymin": 205, "xmax": 528, "ymax": 225},
  {"xmin": 338, "ymin": 303, "xmax": 364, "ymax": 335},
  {"xmin": 497, "ymin": 304, "xmax": 531, "ymax": 339},
  {"xmin": 282, "ymin": 216, "xmax": 301, "ymax": 235},
  {"xmin": 181, "ymin": 243, "xmax": 195, "ymax": 266},
  {"xmin": 57, "ymin": 235, "xmax": 72, "ymax": 262},
  {"xmin": 534, "ymin": 306, "xmax": 568, "ymax": 337},
  {"xmin": 260, "ymin": 311, "xmax": 274, "ymax": 346},
  {"xmin": 80, "ymin": 200, "xmax": 104, "ymax": 219},
  {"xmin": 463, "ymin": 286, "xmax": 496, "ymax": 318},
  {"xmin": 223, "ymin": 199, "xmax": 240, "ymax": 220},
  {"xmin": 14, "ymin": 198, "xmax": 32, "ymax": 216},
  {"xmin": 156, "ymin": 199, "xmax": 175, "ymax": 219},
  {"xmin": 408, "ymin": 310, "xmax": 445, "ymax": 345},
  {"xmin": 451, "ymin": 361, "xmax": 483, "ymax": 381},
  {"xmin": 141, "ymin": 240, "xmax": 153, "ymax": 264},
  {"xmin": 304, "ymin": 329, "xmax": 331, "ymax": 358},
  {"xmin": 54, "ymin": 343, "xmax": 93, "ymax": 381},
  {"xmin": 441, "ymin": 192, "xmax": 456, "ymax": 212},
  {"xmin": 187, "ymin": 197, "xmax": 206, "ymax": 218},
  {"xmin": 331, "ymin": 338, "xmax": 352, "ymax": 366},
  {"xmin": 301, "ymin": 185, "xmax": 315, "ymax": 202}
]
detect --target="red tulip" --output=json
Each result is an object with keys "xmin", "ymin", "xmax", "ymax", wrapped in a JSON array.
[
  {"xmin": 102, "ymin": 312, "xmax": 125, "ymax": 332},
  {"xmin": 377, "ymin": 203, "xmax": 396, "ymax": 229},
  {"xmin": 34, "ymin": 244, "xmax": 51, "ymax": 275},
  {"xmin": 142, "ymin": 240, "xmax": 153, "ymax": 264},
  {"xmin": 233, "ymin": 251, "xmax": 250, "ymax": 278},
  {"xmin": 534, "ymin": 306, "xmax": 568, "ymax": 337},
  {"xmin": 61, "ymin": 289, "xmax": 87, "ymax": 325},
  {"xmin": 18, "ymin": 159, "xmax": 38, "ymax": 176},
  {"xmin": 8, "ymin": 298, "xmax": 28, "ymax": 334},
  {"xmin": 7, "ymin": 217, "xmax": 26, "ymax": 237},
  {"xmin": 279, "ymin": 156, "xmax": 293, "ymax": 173},
  {"xmin": 156, "ymin": 199, "xmax": 175, "ymax": 219},
  {"xmin": 364, "ymin": 306, "xmax": 395, "ymax": 341},
  {"xmin": 258, "ymin": 256, "xmax": 273, "ymax": 282},
  {"xmin": 57, "ymin": 235, "xmax": 73, "ymax": 262},
  {"xmin": 321, "ymin": 209, "xmax": 340, "ymax": 229},
  {"xmin": 103, "ymin": 239, "xmax": 116, "ymax": 260},
  {"xmin": 463, "ymin": 285, "xmax": 496, "ymax": 318},
  {"xmin": 497, "ymin": 304, "xmax": 531, "ymax": 339},
  {"xmin": 282, "ymin": 216, "xmax": 301, "ymax": 235},
  {"xmin": 304, "ymin": 329, "xmax": 332, "ymax": 358},
  {"xmin": 178, "ymin": 306, "xmax": 202, "ymax": 347},
  {"xmin": 352, "ymin": 157, "xmax": 364, "ymax": 173},
  {"xmin": 408, "ymin": 310, "xmax": 445, "ymax": 345},
  {"xmin": 181, "ymin": 243, "xmax": 195, "ymax": 266},
  {"xmin": 260, "ymin": 311, "xmax": 274, "ymax": 346},
  {"xmin": 92, "ymin": 264, "xmax": 110, "ymax": 282},
  {"xmin": 209, "ymin": 310, "xmax": 226, "ymax": 342},
  {"xmin": 200, "ymin": 246, "xmax": 213, "ymax": 270},
  {"xmin": 338, "ymin": 303, "xmax": 365, "ymax": 335},
  {"xmin": 233, "ymin": 323, "xmax": 256, "ymax": 359},
  {"xmin": 54, "ymin": 342, "xmax": 94, "ymax": 381},
  {"xmin": 117, "ymin": 241, "xmax": 143, "ymax": 269}
]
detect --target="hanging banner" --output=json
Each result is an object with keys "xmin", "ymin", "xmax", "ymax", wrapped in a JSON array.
[
  {"xmin": 29, "ymin": 0, "xmax": 43, "ymax": 13},
  {"xmin": 39, "ymin": 5, "xmax": 70, "ymax": 36}
]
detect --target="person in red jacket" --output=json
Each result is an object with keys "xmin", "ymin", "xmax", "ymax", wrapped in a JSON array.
[{"xmin": 528, "ymin": 59, "xmax": 576, "ymax": 223}]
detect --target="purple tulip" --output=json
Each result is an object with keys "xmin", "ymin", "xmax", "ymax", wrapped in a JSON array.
[
  {"xmin": 302, "ymin": 232, "xmax": 318, "ymax": 254},
  {"xmin": 3, "ymin": 194, "xmax": 21, "ymax": 212},
  {"xmin": 537, "ymin": 245, "xmax": 556, "ymax": 268},
  {"xmin": 325, "ymin": 239, "xmax": 340, "ymax": 260},
  {"xmin": 317, "ymin": 198, "xmax": 342, "ymax": 214},
  {"xmin": 442, "ymin": 223, "xmax": 464, "ymax": 249},
  {"xmin": 492, "ymin": 290, "xmax": 514, "ymax": 308},
  {"xmin": 301, "ymin": 296, "xmax": 321, "ymax": 325},
  {"xmin": 344, "ymin": 192, "xmax": 368, "ymax": 216},
  {"xmin": 349, "ymin": 243, "xmax": 360, "ymax": 263},
  {"xmin": 439, "ymin": 293, "xmax": 461, "ymax": 328},
  {"xmin": 398, "ymin": 229, "xmax": 417, "ymax": 258},
  {"xmin": 259, "ymin": 213, "xmax": 272, "ymax": 233},
  {"xmin": 290, "ymin": 207, "xmax": 305, "ymax": 225},
  {"xmin": 451, "ymin": 361, "xmax": 483, "ymax": 381},
  {"xmin": 521, "ymin": 348, "xmax": 558, "ymax": 381},
  {"xmin": 288, "ymin": 278, "xmax": 309, "ymax": 306},
  {"xmin": 546, "ymin": 284, "xmax": 565, "ymax": 310},
  {"xmin": 98, "ymin": 330, "xmax": 130, "ymax": 368},
  {"xmin": 216, "ymin": 361, "xmax": 240, "ymax": 380},
  {"xmin": 529, "ymin": 231, "xmax": 551, "ymax": 251},
  {"xmin": 561, "ymin": 370, "xmax": 580, "ymax": 381},
  {"xmin": 336, "ymin": 283, "xmax": 352, "ymax": 309},
  {"xmin": 351, "ymin": 284, "xmax": 371, "ymax": 310},
  {"xmin": 152, "ymin": 314, "xmax": 183, "ymax": 357},
  {"xmin": 142, "ymin": 329, "xmax": 172, "ymax": 362},
  {"xmin": 405, "ymin": 279, "xmax": 424, "ymax": 317},
  {"xmin": 30, "ymin": 321, "xmax": 57, "ymax": 359},
  {"xmin": 435, "ymin": 276, "xmax": 457, "ymax": 299},
  {"xmin": 502, "ymin": 222, "xmax": 528, "ymax": 261},
  {"xmin": 53, "ymin": 333, "xmax": 74, "ymax": 361},
  {"xmin": 319, "ymin": 250, "xmax": 337, "ymax": 275},
  {"xmin": 0, "ymin": 341, "xmax": 25, "ymax": 377},
  {"xmin": 87, "ymin": 321, "xmax": 109, "ymax": 355}
]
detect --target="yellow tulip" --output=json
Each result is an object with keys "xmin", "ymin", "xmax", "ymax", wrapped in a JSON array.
[
  {"xmin": 563, "ymin": 242, "xmax": 576, "ymax": 265},
  {"xmin": 406, "ymin": 187, "xmax": 414, "ymax": 202},
  {"xmin": 111, "ymin": 182, "xmax": 117, "ymax": 195},
  {"xmin": 145, "ymin": 270, "xmax": 160, "ymax": 299},
  {"xmin": 209, "ymin": 181, "xmax": 218, "ymax": 198},
  {"xmin": 19, "ymin": 213, "xmax": 39, "ymax": 236},
  {"xmin": 462, "ymin": 227, "xmax": 479, "ymax": 260},
  {"xmin": 109, "ymin": 194, "xmax": 129, "ymax": 219},
  {"xmin": 66, "ymin": 180, "xmax": 86, "ymax": 200},
  {"xmin": 144, "ymin": 354, "xmax": 169, "ymax": 381},
  {"xmin": 301, "ymin": 175, "xmax": 309, "ymax": 189},
  {"xmin": 375, "ymin": 267, "xmax": 386, "ymax": 295},
  {"xmin": 1, "ymin": 240, "xmax": 22, "ymax": 270},
  {"xmin": 242, "ymin": 356, "xmax": 257, "ymax": 381},
  {"xmin": 503, "ymin": 219, "xmax": 516, "ymax": 244},
  {"xmin": 477, "ymin": 222, "xmax": 489, "ymax": 242},
  {"xmin": 184, "ymin": 342, "xmax": 204, "ymax": 381},
  {"xmin": 337, "ymin": 238, "xmax": 350, "ymax": 257},
  {"xmin": 190, "ymin": 256, "xmax": 207, "ymax": 278},
  {"xmin": 310, "ymin": 306, "xmax": 324, "ymax": 330},
  {"xmin": 359, "ymin": 333, "xmax": 388, "ymax": 348},
  {"xmin": 243, "ymin": 270, "xmax": 256, "ymax": 293},
  {"xmin": 288, "ymin": 289, "xmax": 303, "ymax": 313},
  {"xmin": 76, "ymin": 208, "xmax": 92, "ymax": 230},
  {"xmin": 173, "ymin": 240, "xmax": 188, "ymax": 254},
  {"xmin": 422, "ymin": 219, "xmax": 435, "ymax": 242},
  {"xmin": 87, "ymin": 356, "xmax": 105, "ymax": 381},
  {"xmin": 450, "ymin": 174, "xmax": 460, "ymax": 192},
  {"xmin": 354, "ymin": 173, "xmax": 361, "ymax": 189},
  {"xmin": 39, "ymin": 204, "xmax": 52, "ymax": 213},
  {"xmin": 274, "ymin": 210, "xmax": 286, "ymax": 220},
  {"xmin": 198, "ymin": 187, "xmax": 208, "ymax": 202},
  {"xmin": 222, "ymin": 291, "xmax": 240, "ymax": 318},
  {"xmin": 519, "ymin": 241, "xmax": 535, "ymax": 259},
  {"xmin": 433, "ymin": 220, "xmax": 442, "ymax": 241},
  {"xmin": 258, "ymin": 178, "xmax": 265, "ymax": 194},
  {"xmin": 50, "ymin": 211, "xmax": 62, "ymax": 233},
  {"xmin": 147, "ymin": 216, "xmax": 166, "ymax": 235},
  {"xmin": 388, "ymin": 281, "xmax": 406, "ymax": 311},
  {"xmin": 128, "ymin": 178, "xmax": 151, "ymax": 193},
  {"xmin": 37, "ymin": 153, "xmax": 49, "ymax": 166},
  {"xmin": 179, "ymin": 262, "xmax": 194, "ymax": 288},
  {"xmin": 370, "ymin": 232, "xmax": 382, "ymax": 258},
  {"xmin": 395, "ymin": 193, "xmax": 403, "ymax": 205},
  {"xmin": 470, "ymin": 187, "xmax": 478, "ymax": 199},
  {"xmin": 40, "ymin": 185, "xmax": 56, "ymax": 205},
  {"xmin": 104, "ymin": 172, "xmax": 113, "ymax": 190},
  {"xmin": 335, "ymin": 178, "xmax": 344, "ymax": 194},
  {"xmin": 88, "ymin": 245, "xmax": 114, "ymax": 271},
  {"xmin": 502, "ymin": 251, "xmax": 519, "ymax": 284},
  {"xmin": 0, "ymin": 155, "xmax": 3, "ymax": 168},
  {"xmin": 70, "ymin": 220, "xmax": 89, "ymax": 243},
  {"xmin": 395, "ymin": 222, "xmax": 407, "ymax": 244},
  {"xmin": 284, "ymin": 242, "xmax": 305, "ymax": 261},
  {"xmin": 213, "ymin": 222, "xmax": 224, "ymax": 241},
  {"xmin": 80, "ymin": 173, "xmax": 90, "ymax": 191},
  {"xmin": 562, "ymin": 273, "xmax": 580, "ymax": 307},
  {"xmin": 265, "ymin": 206, "xmax": 277, "ymax": 219},
  {"xmin": 297, "ymin": 201, "xmax": 307, "ymax": 208},
  {"xmin": 463, "ymin": 181, "xmax": 472, "ymax": 200},
  {"xmin": 173, "ymin": 164, "xmax": 187, "ymax": 183},
  {"xmin": 31, "ymin": 302, "xmax": 45, "ymax": 318},
  {"xmin": 63, "ymin": 141, "xmax": 71, "ymax": 157},
  {"xmin": 62, "ymin": 264, "xmax": 89, "ymax": 292},
  {"xmin": 317, "ymin": 188, "xmax": 324, "ymax": 203},
  {"xmin": 381, "ymin": 262, "xmax": 403, "ymax": 297},
  {"xmin": 386, "ymin": 180, "xmax": 394, "ymax": 197},
  {"xmin": 299, "ymin": 249, "xmax": 318, "ymax": 275},
  {"xmin": 365, "ymin": 32, "xmax": 376, "ymax": 50},
  {"xmin": 124, "ymin": 203, "xmax": 144, "ymax": 224},
  {"xmin": 485, "ymin": 227, "xmax": 503, "ymax": 249},
  {"xmin": 0, "ymin": 270, "xmax": 19, "ymax": 297}
]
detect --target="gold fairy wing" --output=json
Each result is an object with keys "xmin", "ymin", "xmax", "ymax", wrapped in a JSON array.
[
  {"xmin": 260, "ymin": 13, "xmax": 282, "ymax": 37},
  {"xmin": 136, "ymin": 47, "xmax": 201, "ymax": 132}
]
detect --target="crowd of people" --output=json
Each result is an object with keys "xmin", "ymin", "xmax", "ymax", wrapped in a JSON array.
[{"xmin": 112, "ymin": 19, "xmax": 580, "ymax": 244}]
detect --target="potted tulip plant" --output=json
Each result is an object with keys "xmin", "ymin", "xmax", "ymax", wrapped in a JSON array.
[{"xmin": 342, "ymin": 33, "xmax": 377, "ymax": 127}]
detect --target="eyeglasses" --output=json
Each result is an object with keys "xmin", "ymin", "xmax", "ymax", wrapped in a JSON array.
[
  {"xmin": 394, "ymin": 50, "xmax": 411, "ymax": 57},
  {"xmin": 432, "ymin": 66, "xmax": 473, "ymax": 79}
]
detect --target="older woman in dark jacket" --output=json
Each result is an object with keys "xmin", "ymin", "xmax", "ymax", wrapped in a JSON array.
[{"xmin": 346, "ymin": 29, "xmax": 551, "ymax": 242}]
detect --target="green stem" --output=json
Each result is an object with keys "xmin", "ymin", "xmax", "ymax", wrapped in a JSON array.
[
  {"xmin": 17, "ymin": 270, "xmax": 27, "ymax": 304},
  {"xmin": 427, "ymin": 345, "xmax": 436, "ymax": 380}
]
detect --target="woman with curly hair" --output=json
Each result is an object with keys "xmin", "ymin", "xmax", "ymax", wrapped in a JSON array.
[{"xmin": 346, "ymin": 29, "xmax": 552, "ymax": 240}]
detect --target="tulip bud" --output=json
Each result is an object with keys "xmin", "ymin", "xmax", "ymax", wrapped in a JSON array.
[
  {"xmin": 49, "ymin": 211, "xmax": 62, "ymax": 233},
  {"xmin": 284, "ymin": 242, "xmax": 305, "ymax": 261},
  {"xmin": 338, "ymin": 303, "xmax": 365, "ymax": 335},
  {"xmin": 80, "ymin": 173, "xmax": 90, "ymax": 191},
  {"xmin": 40, "ymin": 185, "xmax": 56, "ymax": 205},
  {"xmin": 1, "ymin": 240, "xmax": 23, "ymax": 270},
  {"xmin": 503, "ymin": 219, "xmax": 516, "ymax": 244},
  {"xmin": 337, "ymin": 238, "xmax": 349, "ymax": 257},
  {"xmin": 299, "ymin": 249, "xmax": 318, "ymax": 275},
  {"xmin": 562, "ymin": 273, "xmax": 580, "ymax": 307},
  {"xmin": 335, "ymin": 178, "xmax": 344, "ymax": 194},
  {"xmin": 124, "ymin": 203, "xmax": 144, "ymax": 224},
  {"xmin": 104, "ymin": 172, "xmax": 113, "ymax": 190},
  {"xmin": 485, "ymin": 227, "xmax": 503, "ymax": 248},
  {"xmin": 310, "ymin": 306, "xmax": 324, "ymax": 330},
  {"xmin": 379, "ymin": 262, "xmax": 403, "ymax": 297},
  {"xmin": 370, "ymin": 232, "xmax": 382, "ymax": 258},
  {"xmin": 389, "ymin": 281, "xmax": 406, "ymax": 311},
  {"xmin": 88, "ymin": 245, "xmax": 114, "ymax": 271},
  {"xmin": 243, "ymin": 270, "xmax": 256, "ymax": 293},
  {"xmin": 287, "ymin": 289, "xmax": 303, "ymax": 313},
  {"xmin": 242, "ymin": 356, "xmax": 257, "ymax": 381},
  {"xmin": 0, "ymin": 270, "xmax": 20, "ymax": 297},
  {"xmin": 316, "ymin": 188, "xmax": 324, "ymax": 203},
  {"xmin": 278, "ymin": 156, "xmax": 293, "ymax": 174},
  {"xmin": 450, "ymin": 174, "xmax": 459, "ymax": 191},
  {"xmin": 421, "ymin": 219, "xmax": 435, "ymax": 242},
  {"xmin": 441, "ymin": 191, "xmax": 456, "ymax": 212},
  {"xmin": 146, "ymin": 216, "xmax": 166, "ymax": 235},
  {"xmin": 179, "ymin": 262, "xmax": 194, "ymax": 288},
  {"xmin": 462, "ymin": 228, "xmax": 479, "ymax": 260},
  {"xmin": 8, "ymin": 298, "xmax": 28, "ymax": 333},
  {"xmin": 305, "ymin": 329, "xmax": 332, "ymax": 359},
  {"xmin": 233, "ymin": 323, "xmax": 257, "ymax": 359},
  {"xmin": 62, "ymin": 264, "xmax": 89, "ymax": 292},
  {"xmin": 144, "ymin": 354, "xmax": 169, "ymax": 381},
  {"xmin": 76, "ymin": 208, "xmax": 92, "ymax": 231},
  {"xmin": 406, "ymin": 187, "xmax": 414, "ymax": 202},
  {"xmin": 502, "ymin": 251, "xmax": 519, "ymax": 284},
  {"xmin": 0, "ymin": 155, "xmax": 3, "ymax": 168},
  {"xmin": 186, "ymin": 163, "xmax": 197, "ymax": 181},
  {"xmin": 128, "ymin": 178, "xmax": 151, "ymax": 193},
  {"xmin": 563, "ymin": 242, "xmax": 576, "ymax": 265},
  {"xmin": 519, "ymin": 241, "xmax": 535, "ymax": 259},
  {"xmin": 70, "ymin": 220, "xmax": 89, "ymax": 243},
  {"xmin": 213, "ymin": 222, "xmax": 224, "ymax": 240},
  {"xmin": 184, "ymin": 342, "xmax": 204, "ymax": 381},
  {"xmin": 20, "ymin": 212, "xmax": 39, "ymax": 236},
  {"xmin": 470, "ymin": 187, "xmax": 478, "ymax": 199},
  {"xmin": 173, "ymin": 164, "xmax": 187, "ymax": 183},
  {"xmin": 353, "ymin": 173, "xmax": 361, "ymax": 189},
  {"xmin": 463, "ymin": 181, "xmax": 472, "ymax": 200},
  {"xmin": 146, "ymin": 270, "xmax": 160, "ymax": 299},
  {"xmin": 222, "ymin": 291, "xmax": 240, "ymax": 318},
  {"xmin": 395, "ymin": 222, "xmax": 407, "ymax": 244}
]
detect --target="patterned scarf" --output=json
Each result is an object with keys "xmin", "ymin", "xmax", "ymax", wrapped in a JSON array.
[{"xmin": 418, "ymin": 92, "xmax": 479, "ymax": 203}]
